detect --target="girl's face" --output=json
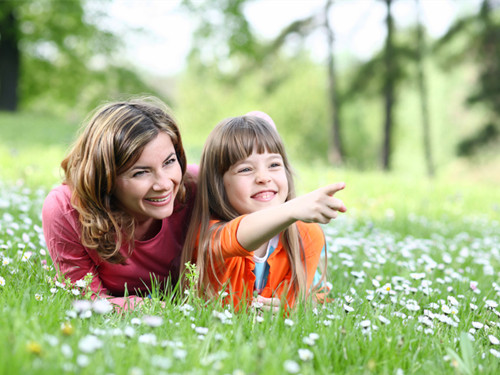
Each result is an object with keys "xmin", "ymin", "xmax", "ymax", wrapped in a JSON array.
[
  {"xmin": 114, "ymin": 132, "xmax": 182, "ymax": 225},
  {"xmin": 223, "ymin": 151, "xmax": 288, "ymax": 215}
]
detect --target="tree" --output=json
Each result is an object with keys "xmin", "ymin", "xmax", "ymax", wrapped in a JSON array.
[
  {"xmin": 415, "ymin": 0, "xmax": 435, "ymax": 176},
  {"xmin": 181, "ymin": 0, "xmax": 344, "ymax": 164},
  {"xmin": 381, "ymin": 0, "xmax": 395, "ymax": 171},
  {"xmin": 0, "ymin": 0, "xmax": 155, "ymax": 114},
  {"xmin": 435, "ymin": 0, "xmax": 500, "ymax": 156},
  {"xmin": 345, "ymin": 0, "xmax": 430, "ymax": 171},
  {"xmin": 0, "ymin": 1, "xmax": 20, "ymax": 111},
  {"xmin": 325, "ymin": 0, "xmax": 343, "ymax": 166},
  {"xmin": 346, "ymin": 0, "xmax": 415, "ymax": 171}
]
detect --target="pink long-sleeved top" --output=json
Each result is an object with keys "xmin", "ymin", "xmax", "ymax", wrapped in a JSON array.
[{"xmin": 42, "ymin": 179, "xmax": 196, "ymax": 310}]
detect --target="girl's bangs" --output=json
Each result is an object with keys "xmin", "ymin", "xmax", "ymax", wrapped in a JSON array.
[{"xmin": 219, "ymin": 118, "xmax": 283, "ymax": 173}]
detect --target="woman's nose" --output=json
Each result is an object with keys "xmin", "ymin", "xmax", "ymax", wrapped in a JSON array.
[{"xmin": 152, "ymin": 171, "xmax": 172, "ymax": 191}]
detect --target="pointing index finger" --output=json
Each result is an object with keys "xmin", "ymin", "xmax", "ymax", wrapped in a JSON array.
[{"xmin": 325, "ymin": 182, "xmax": 346, "ymax": 196}]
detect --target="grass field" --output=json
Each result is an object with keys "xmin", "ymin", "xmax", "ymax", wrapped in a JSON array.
[{"xmin": 1, "ymin": 111, "xmax": 499, "ymax": 374}]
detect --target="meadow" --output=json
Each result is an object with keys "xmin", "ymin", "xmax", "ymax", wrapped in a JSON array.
[{"xmin": 0, "ymin": 112, "xmax": 499, "ymax": 374}]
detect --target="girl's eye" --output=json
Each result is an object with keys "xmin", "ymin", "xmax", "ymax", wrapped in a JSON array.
[
  {"xmin": 237, "ymin": 167, "xmax": 251, "ymax": 173},
  {"xmin": 270, "ymin": 162, "xmax": 282, "ymax": 168}
]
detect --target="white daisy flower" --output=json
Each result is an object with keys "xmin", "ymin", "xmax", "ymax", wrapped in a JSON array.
[
  {"xmin": 78, "ymin": 335, "xmax": 103, "ymax": 353},
  {"xmin": 131, "ymin": 317, "xmax": 141, "ymax": 325},
  {"xmin": 406, "ymin": 302, "xmax": 420, "ymax": 312},
  {"xmin": 21, "ymin": 252, "xmax": 32, "ymax": 262},
  {"xmin": 302, "ymin": 336, "xmax": 316, "ymax": 346},
  {"xmin": 343, "ymin": 304, "xmax": 354, "ymax": 313},
  {"xmin": 490, "ymin": 349, "xmax": 500, "ymax": 358},
  {"xmin": 344, "ymin": 295, "xmax": 354, "ymax": 304},
  {"xmin": 488, "ymin": 335, "xmax": 500, "ymax": 345},
  {"xmin": 173, "ymin": 349, "xmax": 187, "ymax": 360},
  {"xmin": 410, "ymin": 272, "xmax": 425, "ymax": 280},
  {"xmin": 92, "ymin": 299, "xmax": 113, "ymax": 314},
  {"xmin": 378, "ymin": 315, "xmax": 390, "ymax": 324},
  {"xmin": 138, "ymin": 333, "xmax": 157, "ymax": 345},
  {"xmin": 151, "ymin": 355, "xmax": 172, "ymax": 370},
  {"xmin": 360, "ymin": 320, "xmax": 371, "ymax": 328},
  {"xmin": 283, "ymin": 360, "xmax": 300, "ymax": 373},
  {"xmin": 193, "ymin": 326, "xmax": 208, "ymax": 336},
  {"xmin": 74, "ymin": 279, "xmax": 88, "ymax": 288},
  {"xmin": 424, "ymin": 328, "xmax": 434, "ymax": 335},
  {"xmin": 298, "ymin": 348, "xmax": 314, "ymax": 361},
  {"xmin": 485, "ymin": 300, "xmax": 498, "ymax": 309},
  {"xmin": 441, "ymin": 305, "xmax": 451, "ymax": 314},
  {"xmin": 124, "ymin": 326, "xmax": 135, "ymax": 338},
  {"xmin": 61, "ymin": 344, "xmax": 73, "ymax": 358},
  {"xmin": 472, "ymin": 322, "xmax": 484, "ymax": 329},
  {"xmin": 308, "ymin": 332, "xmax": 319, "ymax": 341},
  {"xmin": 76, "ymin": 354, "xmax": 90, "ymax": 367},
  {"xmin": 73, "ymin": 300, "xmax": 92, "ymax": 312},
  {"xmin": 142, "ymin": 315, "xmax": 163, "ymax": 328}
]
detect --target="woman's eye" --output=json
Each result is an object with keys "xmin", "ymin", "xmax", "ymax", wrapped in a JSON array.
[
  {"xmin": 132, "ymin": 170, "xmax": 147, "ymax": 178},
  {"xmin": 165, "ymin": 156, "xmax": 177, "ymax": 166}
]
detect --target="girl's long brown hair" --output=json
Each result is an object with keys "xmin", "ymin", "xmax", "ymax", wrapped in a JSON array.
[
  {"xmin": 181, "ymin": 115, "xmax": 310, "ymax": 301},
  {"xmin": 62, "ymin": 97, "xmax": 188, "ymax": 264}
]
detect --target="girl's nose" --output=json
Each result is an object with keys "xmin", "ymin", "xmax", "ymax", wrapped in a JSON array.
[{"xmin": 255, "ymin": 169, "xmax": 271, "ymax": 184}]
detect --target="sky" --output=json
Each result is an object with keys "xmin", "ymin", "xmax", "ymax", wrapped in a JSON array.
[{"xmin": 104, "ymin": 0, "xmax": 481, "ymax": 77}]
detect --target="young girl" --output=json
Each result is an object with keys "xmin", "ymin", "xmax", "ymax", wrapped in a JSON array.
[{"xmin": 181, "ymin": 114, "xmax": 346, "ymax": 311}]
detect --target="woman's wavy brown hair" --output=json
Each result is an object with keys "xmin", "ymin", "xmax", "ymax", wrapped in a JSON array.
[{"xmin": 62, "ymin": 97, "xmax": 188, "ymax": 264}]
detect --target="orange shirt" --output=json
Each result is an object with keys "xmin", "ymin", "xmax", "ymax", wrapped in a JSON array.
[{"xmin": 203, "ymin": 216, "xmax": 325, "ymax": 309}]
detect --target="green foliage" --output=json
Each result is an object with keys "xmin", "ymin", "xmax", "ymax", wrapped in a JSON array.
[
  {"xmin": 181, "ymin": 0, "xmax": 261, "ymax": 74},
  {"xmin": 0, "ymin": 110, "xmax": 77, "ymax": 187},
  {"xmin": 176, "ymin": 55, "xmax": 331, "ymax": 164},
  {"xmin": 434, "ymin": 0, "xmax": 500, "ymax": 155},
  {"xmin": 0, "ymin": 0, "xmax": 158, "ymax": 116}
]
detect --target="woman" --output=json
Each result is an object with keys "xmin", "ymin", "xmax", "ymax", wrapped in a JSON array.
[{"xmin": 42, "ymin": 97, "xmax": 197, "ymax": 310}]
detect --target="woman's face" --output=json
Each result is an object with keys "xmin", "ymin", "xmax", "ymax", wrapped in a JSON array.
[{"xmin": 114, "ymin": 132, "xmax": 182, "ymax": 224}]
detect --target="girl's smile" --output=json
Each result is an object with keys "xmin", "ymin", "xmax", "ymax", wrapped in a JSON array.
[{"xmin": 223, "ymin": 151, "xmax": 288, "ymax": 215}]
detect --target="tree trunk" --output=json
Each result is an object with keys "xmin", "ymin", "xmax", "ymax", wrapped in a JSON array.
[
  {"xmin": 382, "ymin": 0, "xmax": 394, "ymax": 170},
  {"xmin": 415, "ymin": 0, "xmax": 435, "ymax": 177},
  {"xmin": 0, "ymin": 3, "xmax": 20, "ymax": 111},
  {"xmin": 325, "ymin": 0, "xmax": 343, "ymax": 166}
]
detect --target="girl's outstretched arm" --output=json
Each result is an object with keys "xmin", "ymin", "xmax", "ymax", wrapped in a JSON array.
[{"xmin": 236, "ymin": 182, "xmax": 346, "ymax": 251}]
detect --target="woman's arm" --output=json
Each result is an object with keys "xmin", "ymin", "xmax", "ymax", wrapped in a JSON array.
[{"xmin": 42, "ymin": 188, "xmax": 144, "ymax": 311}]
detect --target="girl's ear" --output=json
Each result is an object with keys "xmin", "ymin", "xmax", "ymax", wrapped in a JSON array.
[{"xmin": 245, "ymin": 111, "xmax": 277, "ymax": 130}]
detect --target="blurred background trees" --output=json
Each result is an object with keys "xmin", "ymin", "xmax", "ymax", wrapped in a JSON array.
[
  {"xmin": 1, "ymin": 0, "xmax": 499, "ymax": 179},
  {"xmin": 0, "ymin": 0, "xmax": 154, "ymax": 115}
]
